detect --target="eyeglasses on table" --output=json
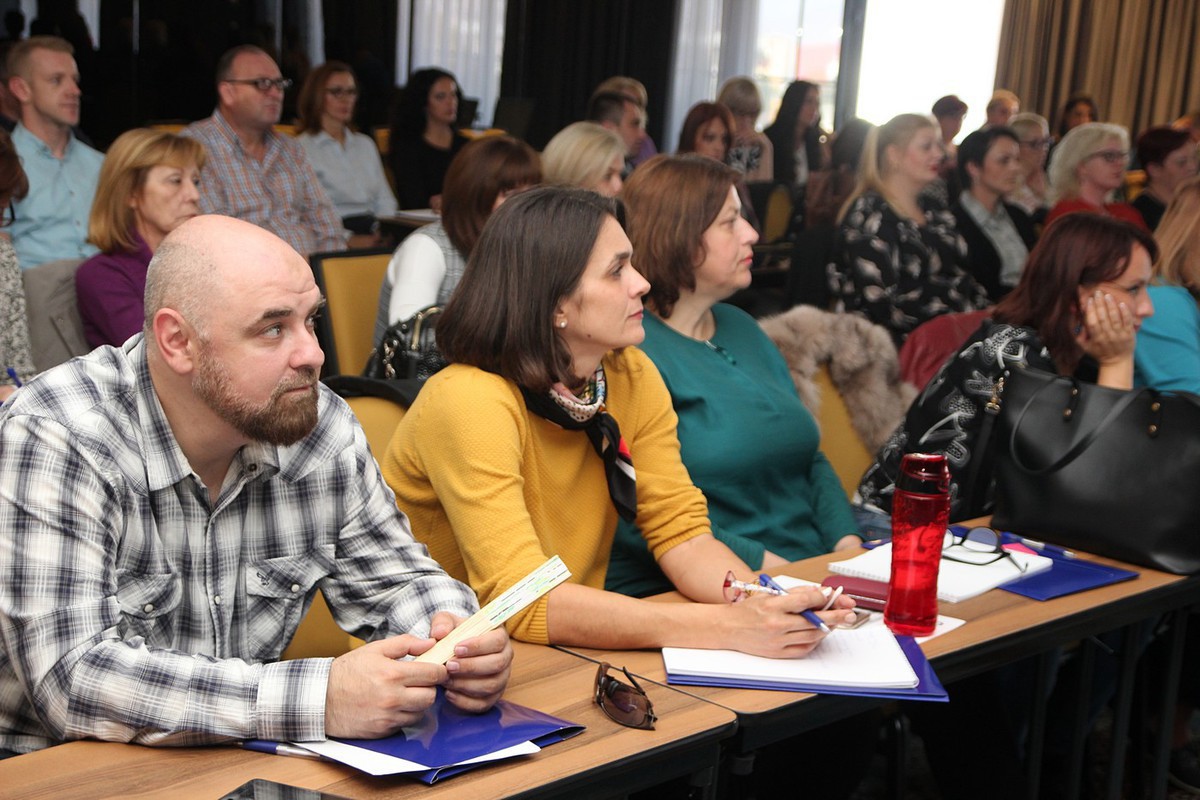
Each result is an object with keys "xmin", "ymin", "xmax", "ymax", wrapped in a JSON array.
[
  {"xmin": 943, "ymin": 526, "xmax": 1028, "ymax": 574},
  {"xmin": 594, "ymin": 661, "xmax": 657, "ymax": 730}
]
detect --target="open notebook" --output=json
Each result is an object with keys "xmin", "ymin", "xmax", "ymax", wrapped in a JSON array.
[
  {"xmin": 663, "ymin": 623, "xmax": 917, "ymax": 690},
  {"xmin": 829, "ymin": 541, "xmax": 1053, "ymax": 602}
]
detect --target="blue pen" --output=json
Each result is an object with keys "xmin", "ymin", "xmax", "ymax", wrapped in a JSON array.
[
  {"xmin": 5, "ymin": 366, "xmax": 21, "ymax": 387},
  {"xmin": 758, "ymin": 574, "xmax": 833, "ymax": 634},
  {"xmin": 240, "ymin": 740, "xmax": 325, "ymax": 760},
  {"xmin": 997, "ymin": 530, "xmax": 1077, "ymax": 559}
]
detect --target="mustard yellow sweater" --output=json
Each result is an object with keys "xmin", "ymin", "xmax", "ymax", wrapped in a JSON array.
[{"xmin": 382, "ymin": 348, "xmax": 712, "ymax": 644}]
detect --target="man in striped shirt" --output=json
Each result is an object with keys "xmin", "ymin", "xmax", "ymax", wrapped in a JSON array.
[{"xmin": 0, "ymin": 215, "xmax": 511, "ymax": 755}]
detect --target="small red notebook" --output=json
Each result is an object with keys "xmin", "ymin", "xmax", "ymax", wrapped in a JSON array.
[{"xmin": 823, "ymin": 574, "xmax": 888, "ymax": 612}]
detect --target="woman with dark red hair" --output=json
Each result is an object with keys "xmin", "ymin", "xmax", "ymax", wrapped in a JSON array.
[{"xmin": 856, "ymin": 212, "xmax": 1157, "ymax": 524}]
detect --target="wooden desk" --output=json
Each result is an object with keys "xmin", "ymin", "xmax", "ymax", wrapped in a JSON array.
[
  {"xmin": 561, "ymin": 548, "xmax": 1200, "ymax": 798},
  {"xmin": 0, "ymin": 641, "xmax": 736, "ymax": 800}
]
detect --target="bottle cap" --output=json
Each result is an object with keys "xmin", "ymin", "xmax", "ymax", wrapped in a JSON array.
[{"xmin": 897, "ymin": 452, "xmax": 950, "ymax": 495}]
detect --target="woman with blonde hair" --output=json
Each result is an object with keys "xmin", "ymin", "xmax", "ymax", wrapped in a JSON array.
[
  {"xmin": 828, "ymin": 112, "xmax": 987, "ymax": 345},
  {"xmin": 1045, "ymin": 122, "xmax": 1144, "ymax": 228},
  {"xmin": 75, "ymin": 128, "xmax": 206, "ymax": 348},
  {"xmin": 1008, "ymin": 112, "xmax": 1052, "ymax": 218},
  {"xmin": 717, "ymin": 76, "xmax": 773, "ymax": 181},
  {"xmin": 541, "ymin": 122, "xmax": 625, "ymax": 197},
  {"xmin": 1135, "ymin": 176, "xmax": 1200, "ymax": 392}
]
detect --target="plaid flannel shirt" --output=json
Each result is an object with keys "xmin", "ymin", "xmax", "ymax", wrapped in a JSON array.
[
  {"xmin": 0, "ymin": 336, "xmax": 478, "ymax": 753},
  {"xmin": 183, "ymin": 110, "xmax": 347, "ymax": 257}
]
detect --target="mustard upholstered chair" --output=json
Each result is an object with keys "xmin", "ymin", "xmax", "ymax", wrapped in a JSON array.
[
  {"xmin": 277, "ymin": 378, "xmax": 419, "ymax": 660},
  {"xmin": 760, "ymin": 306, "xmax": 917, "ymax": 498},
  {"xmin": 309, "ymin": 247, "xmax": 394, "ymax": 376},
  {"xmin": 812, "ymin": 364, "xmax": 876, "ymax": 497},
  {"xmin": 346, "ymin": 394, "xmax": 408, "ymax": 460}
]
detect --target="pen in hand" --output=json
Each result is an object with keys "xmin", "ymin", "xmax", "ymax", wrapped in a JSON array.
[
  {"xmin": 5, "ymin": 366, "xmax": 21, "ymax": 388},
  {"xmin": 722, "ymin": 571, "xmax": 832, "ymax": 633}
]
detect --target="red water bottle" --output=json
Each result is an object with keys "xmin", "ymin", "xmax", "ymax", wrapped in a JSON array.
[{"xmin": 884, "ymin": 453, "xmax": 950, "ymax": 637}]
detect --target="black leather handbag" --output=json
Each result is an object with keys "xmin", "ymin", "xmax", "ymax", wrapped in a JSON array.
[
  {"xmin": 991, "ymin": 367, "xmax": 1200, "ymax": 574},
  {"xmin": 363, "ymin": 305, "xmax": 447, "ymax": 381}
]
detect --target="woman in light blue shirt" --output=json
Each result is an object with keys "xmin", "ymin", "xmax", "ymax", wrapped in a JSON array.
[{"xmin": 296, "ymin": 61, "xmax": 397, "ymax": 240}]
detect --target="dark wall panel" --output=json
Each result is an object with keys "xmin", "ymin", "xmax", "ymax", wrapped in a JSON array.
[{"xmin": 501, "ymin": 0, "xmax": 677, "ymax": 149}]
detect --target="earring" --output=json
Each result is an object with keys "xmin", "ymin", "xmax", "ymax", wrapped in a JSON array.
[{"xmin": 557, "ymin": 320, "xmax": 567, "ymax": 329}]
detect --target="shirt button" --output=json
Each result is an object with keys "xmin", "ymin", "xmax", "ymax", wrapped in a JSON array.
[
  {"xmin": 213, "ymin": 595, "xmax": 223, "ymax": 606},
  {"xmin": 290, "ymin": 583, "xmax": 301, "ymax": 593},
  {"xmin": 143, "ymin": 603, "xmax": 154, "ymax": 613},
  {"xmin": 247, "ymin": 464, "xmax": 258, "ymax": 473}
]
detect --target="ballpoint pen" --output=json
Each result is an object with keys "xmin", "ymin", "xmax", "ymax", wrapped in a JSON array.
[
  {"xmin": 5, "ymin": 366, "xmax": 21, "ymax": 387},
  {"xmin": 240, "ymin": 740, "xmax": 326, "ymax": 760},
  {"xmin": 722, "ymin": 572, "xmax": 832, "ymax": 633}
]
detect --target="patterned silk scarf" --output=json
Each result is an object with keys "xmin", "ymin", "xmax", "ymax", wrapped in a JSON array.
[{"xmin": 519, "ymin": 367, "xmax": 638, "ymax": 522}]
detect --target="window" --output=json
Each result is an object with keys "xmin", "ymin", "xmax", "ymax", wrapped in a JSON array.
[{"xmin": 856, "ymin": 0, "xmax": 1005, "ymax": 136}]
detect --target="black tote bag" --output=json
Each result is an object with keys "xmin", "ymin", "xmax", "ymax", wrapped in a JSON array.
[{"xmin": 992, "ymin": 367, "xmax": 1200, "ymax": 574}]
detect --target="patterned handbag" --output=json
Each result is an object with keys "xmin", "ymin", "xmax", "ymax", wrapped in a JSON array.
[{"xmin": 363, "ymin": 305, "xmax": 447, "ymax": 380}]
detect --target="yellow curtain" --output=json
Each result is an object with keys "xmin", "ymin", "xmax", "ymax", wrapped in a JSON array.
[{"xmin": 996, "ymin": 0, "xmax": 1200, "ymax": 136}]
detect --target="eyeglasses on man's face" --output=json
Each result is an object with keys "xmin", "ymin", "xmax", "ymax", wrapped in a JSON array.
[
  {"xmin": 594, "ymin": 662, "xmax": 656, "ymax": 730},
  {"xmin": 225, "ymin": 77, "xmax": 293, "ymax": 93},
  {"xmin": 943, "ymin": 526, "xmax": 1028, "ymax": 573}
]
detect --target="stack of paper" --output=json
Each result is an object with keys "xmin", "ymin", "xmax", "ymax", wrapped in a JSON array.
[{"xmin": 829, "ymin": 542, "xmax": 1052, "ymax": 602}]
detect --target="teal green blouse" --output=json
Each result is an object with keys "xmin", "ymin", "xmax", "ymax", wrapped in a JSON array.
[{"xmin": 605, "ymin": 304, "xmax": 858, "ymax": 598}]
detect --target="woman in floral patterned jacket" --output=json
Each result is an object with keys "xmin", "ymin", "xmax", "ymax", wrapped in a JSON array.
[{"xmin": 828, "ymin": 113, "xmax": 989, "ymax": 347}]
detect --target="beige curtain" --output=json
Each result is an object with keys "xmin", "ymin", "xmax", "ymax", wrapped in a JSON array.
[{"xmin": 996, "ymin": 0, "xmax": 1200, "ymax": 137}]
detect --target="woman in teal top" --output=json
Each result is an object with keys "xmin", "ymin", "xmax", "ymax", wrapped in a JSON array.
[
  {"xmin": 1134, "ymin": 177, "xmax": 1200, "ymax": 394},
  {"xmin": 607, "ymin": 155, "xmax": 860, "ymax": 597}
]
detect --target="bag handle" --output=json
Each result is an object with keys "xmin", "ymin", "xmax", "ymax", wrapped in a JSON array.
[
  {"xmin": 406, "ymin": 306, "xmax": 442, "ymax": 353},
  {"xmin": 1007, "ymin": 375, "xmax": 1150, "ymax": 475}
]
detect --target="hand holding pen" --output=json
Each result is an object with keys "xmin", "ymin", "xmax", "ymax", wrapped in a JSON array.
[{"xmin": 723, "ymin": 571, "xmax": 857, "ymax": 635}]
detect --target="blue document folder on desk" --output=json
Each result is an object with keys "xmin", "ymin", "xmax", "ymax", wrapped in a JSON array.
[
  {"xmin": 665, "ymin": 636, "xmax": 948, "ymax": 703},
  {"xmin": 1000, "ymin": 552, "xmax": 1138, "ymax": 601},
  {"xmin": 338, "ymin": 692, "xmax": 583, "ymax": 783},
  {"xmin": 251, "ymin": 691, "xmax": 584, "ymax": 783}
]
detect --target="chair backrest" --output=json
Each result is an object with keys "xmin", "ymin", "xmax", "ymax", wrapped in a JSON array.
[
  {"xmin": 371, "ymin": 125, "xmax": 390, "ymax": 157},
  {"xmin": 898, "ymin": 309, "xmax": 991, "ymax": 391},
  {"xmin": 812, "ymin": 363, "xmax": 874, "ymax": 497},
  {"xmin": 346, "ymin": 394, "xmax": 408, "ymax": 458},
  {"xmin": 309, "ymin": 247, "xmax": 393, "ymax": 376},
  {"xmin": 747, "ymin": 182, "xmax": 793, "ymax": 245},
  {"xmin": 21, "ymin": 258, "xmax": 89, "ymax": 372}
]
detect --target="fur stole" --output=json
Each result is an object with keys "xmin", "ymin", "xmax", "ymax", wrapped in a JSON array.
[{"xmin": 759, "ymin": 307, "xmax": 916, "ymax": 452}]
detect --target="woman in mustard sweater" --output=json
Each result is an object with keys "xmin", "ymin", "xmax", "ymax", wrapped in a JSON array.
[{"xmin": 382, "ymin": 187, "xmax": 855, "ymax": 655}]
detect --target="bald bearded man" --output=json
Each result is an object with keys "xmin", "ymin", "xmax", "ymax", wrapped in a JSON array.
[{"xmin": 0, "ymin": 215, "xmax": 510, "ymax": 756}]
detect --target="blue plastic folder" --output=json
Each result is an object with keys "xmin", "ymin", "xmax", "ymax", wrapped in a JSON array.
[
  {"xmin": 998, "ymin": 546, "xmax": 1138, "ymax": 601},
  {"xmin": 665, "ymin": 636, "xmax": 948, "ymax": 703},
  {"xmin": 249, "ymin": 690, "xmax": 584, "ymax": 784}
]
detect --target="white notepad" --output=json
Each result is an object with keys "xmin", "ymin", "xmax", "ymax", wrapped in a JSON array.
[
  {"xmin": 828, "ymin": 542, "xmax": 1053, "ymax": 603},
  {"xmin": 662, "ymin": 624, "xmax": 917, "ymax": 689}
]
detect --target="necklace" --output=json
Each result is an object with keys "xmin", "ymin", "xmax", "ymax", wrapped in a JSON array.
[{"xmin": 703, "ymin": 338, "xmax": 736, "ymax": 365}]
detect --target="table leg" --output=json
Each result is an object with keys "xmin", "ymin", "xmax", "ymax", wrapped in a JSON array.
[
  {"xmin": 1104, "ymin": 623, "xmax": 1142, "ymax": 800},
  {"xmin": 1149, "ymin": 608, "xmax": 1187, "ymax": 799},
  {"xmin": 1025, "ymin": 648, "xmax": 1058, "ymax": 800}
]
